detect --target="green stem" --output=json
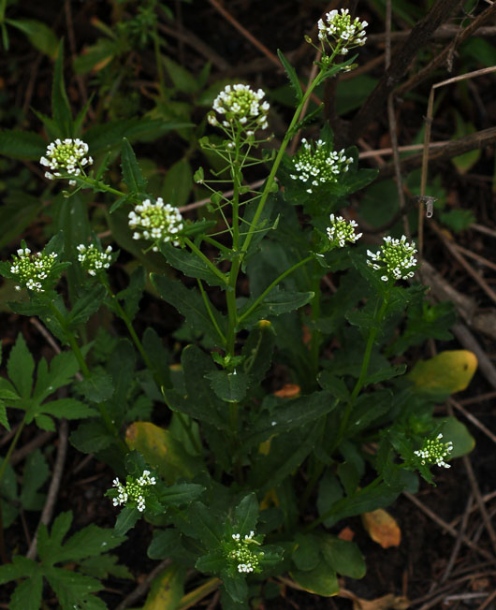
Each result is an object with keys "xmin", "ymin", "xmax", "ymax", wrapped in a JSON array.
[
  {"xmin": 197, "ymin": 279, "xmax": 227, "ymax": 346},
  {"xmin": 48, "ymin": 303, "xmax": 90, "ymax": 377},
  {"xmin": 184, "ymin": 238, "xmax": 229, "ymax": 286},
  {"xmin": 237, "ymin": 255, "xmax": 314, "ymax": 325},
  {"xmin": 338, "ymin": 293, "xmax": 390, "ymax": 440},
  {"xmin": 240, "ymin": 71, "xmax": 325, "ymax": 258}
]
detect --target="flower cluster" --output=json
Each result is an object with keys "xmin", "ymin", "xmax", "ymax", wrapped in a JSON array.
[
  {"xmin": 111, "ymin": 470, "xmax": 157, "ymax": 512},
  {"xmin": 128, "ymin": 198, "xmax": 184, "ymax": 251},
  {"xmin": 40, "ymin": 138, "xmax": 93, "ymax": 185},
  {"xmin": 228, "ymin": 531, "xmax": 264, "ymax": 574},
  {"xmin": 77, "ymin": 244, "xmax": 113, "ymax": 276},
  {"xmin": 414, "ymin": 433, "xmax": 453, "ymax": 469},
  {"xmin": 290, "ymin": 139, "xmax": 353, "ymax": 193},
  {"xmin": 10, "ymin": 247, "xmax": 58, "ymax": 292},
  {"xmin": 208, "ymin": 84, "xmax": 270, "ymax": 136},
  {"xmin": 326, "ymin": 214, "xmax": 362, "ymax": 248},
  {"xmin": 367, "ymin": 235, "xmax": 417, "ymax": 282},
  {"xmin": 318, "ymin": 9, "xmax": 368, "ymax": 55}
]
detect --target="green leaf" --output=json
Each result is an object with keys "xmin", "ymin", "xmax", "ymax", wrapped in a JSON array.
[
  {"xmin": 321, "ymin": 537, "xmax": 366, "ymax": 579},
  {"xmin": 9, "ymin": 574, "xmax": 43, "ymax": 610},
  {"xmin": 159, "ymin": 482, "xmax": 205, "ymax": 506},
  {"xmin": 161, "ymin": 244, "xmax": 227, "ymax": 287},
  {"xmin": 6, "ymin": 18, "xmax": 59, "ymax": 58},
  {"xmin": 7, "ymin": 334, "xmax": 34, "ymax": 400},
  {"xmin": 44, "ymin": 567, "xmax": 103, "ymax": 610},
  {"xmin": 182, "ymin": 502, "xmax": 224, "ymax": 550},
  {"xmin": 114, "ymin": 506, "xmax": 140, "ymax": 537},
  {"xmin": 33, "ymin": 349, "xmax": 80, "ymax": 403},
  {"xmin": 0, "ymin": 555, "xmax": 39, "ymax": 584},
  {"xmin": 78, "ymin": 370, "xmax": 114, "ymax": 403},
  {"xmin": 70, "ymin": 420, "xmax": 114, "ymax": 454},
  {"xmin": 290, "ymin": 563, "xmax": 339, "ymax": 597},
  {"xmin": 292, "ymin": 534, "xmax": 321, "ymax": 571},
  {"xmin": 54, "ymin": 524, "xmax": 125, "ymax": 563},
  {"xmin": 242, "ymin": 320, "xmax": 275, "ymax": 390},
  {"xmin": 121, "ymin": 138, "xmax": 147, "ymax": 195},
  {"xmin": 20, "ymin": 449, "xmax": 50, "ymax": 510},
  {"xmin": 40, "ymin": 398, "xmax": 97, "ymax": 420},
  {"xmin": 239, "ymin": 288, "xmax": 314, "ymax": 327},
  {"xmin": 277, "ymin": 49, "xmax": 302, "ymax": 102},
  {"xmin": 0, "ymin": 401, "xmax": 9, "ymax": 430},
  {"xmin": 115, "ymin": 266, "xmax": 146, "ymax": 322},
  {"xmin": 38, "ymin": 512, "xmax": 73, "ymax": 563},
  {"xmin": 437, "ymin": 417, "xmax": 475, "ymax": 459},
  {"xmin": 163, "ymin": 56, "xmax": 201, "ymax": 94},
  {"xmin": 0, "ymin": 130, "xmax": 46, "ymax": 160},
  {"xmin": 233, "ymin": 494, "xmax": 259, "ymax": 536},
  {"xmin": 164, "ymin": 346, "xmax": 228, "ymax": 428},
  {"xmin": 205, "ymin": 370, "xmax": 249, "ymax": 403},
  {"xmin": 152, "ymin": 274, "xmax": 226, "ymax": 347},
  {"xmin": 67, "ymin": 284, "xmax": 107, "ymax": 328},
  {"xmin": 246, "ymin": 390, "xmax": 337, "ymax": 446},
  {"xmin": 162, "ymin": 158, "xmax": 193, "ymax": 207},
  {"xmin": 52, "ymin": 43, "xmax": 74, "ymax": 137},
  {"xmin": 85, "ymin": 118, "xmax": 191, "ymax": 154}
]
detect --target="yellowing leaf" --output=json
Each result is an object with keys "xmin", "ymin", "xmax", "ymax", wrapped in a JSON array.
[
  {"xmin": 143, "ymin": 564, "xmax": 185, "ymax": 610},
  {"xmin": 125, "ymin": 422, "xmax": 203, "ymax": 483},
  {"xmin": 407, "ymin": 350, "xmax": 477, "ymax": 395},
  {"xmin": 361, "ymin": 509, "xmax": 401, "ymax": 549}
]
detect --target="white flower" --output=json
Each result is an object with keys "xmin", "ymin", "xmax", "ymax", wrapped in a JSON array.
[
  {"xmin": 77, "ymin": 243, "xmax": 113, "ymax": 276},
  {"xmin": 111, "ymin": 469, "xmax": 157, "ymax": 512},
  {"xmin": 208, "ymin": 84, "xmax": 270, "ymax": 133},
  {"xmin": 40, "ymin": 138, "xmax": 93, "ymax": 185},
  {"xmin": 367, "ymin": 235, "xmax": 417, "ymax": 282},
  {"xmin": 128, "ymin": 198, "xmax": 184, "ymax": 251},
  {"xmin": 318, "ymin": 9, "xmax": 368, "ymax": 55},
  {"xmin": 9, "ymin": 247, "xmax": 58, "ymax": 292},
  {"xmin": 290, "ymin": 139, "xmax": 353, "ymax": 193},
  {"xmin": 414, "ymin": 433, "xmax": 454, "ymax": 469},
  {"xmin": 326, "ymin": 214, "xmax": 362, "ymax": 248}
]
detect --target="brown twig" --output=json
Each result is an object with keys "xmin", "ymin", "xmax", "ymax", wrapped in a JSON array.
[
  {"xmin": 114, "ymin": 559, "xmax": 172, "ymax": 610},
  {"xmin": 396, "ymin": 2, "xmax": 496, "ymax": 97},
  {"xmin": 26, "ymin": 419, "xmax": 69, "ymax": 560},
  {"xmin": 377, "ymin": 127, "xmax": 496, "ymax": 180},
  {"xmin": 349, "ymin": 0, "xmax": 464, "ymax": 143},
  {"xmin": 402, "ymin": 491, "xmax": 494, "ymax": 561}
]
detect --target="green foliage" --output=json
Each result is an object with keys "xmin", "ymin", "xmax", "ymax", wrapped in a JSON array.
[
  {"xmin": 0, "ymin": 512, "xmax": 127, "ymax": 610},
  {"xmin": 0, "ymin": 4, "xmax": 481, "ymax": 608}
]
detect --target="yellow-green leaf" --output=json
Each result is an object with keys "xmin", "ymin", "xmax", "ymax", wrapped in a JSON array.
[
  {"xmin": 125, "ymin": 422, "xmax": 203, "ymax": 484},
  {"xmin": 143, "ymin": 564, "xmax": 185, "ymax": 610},
  {"xmin": 408, "ymin": 350, "xmax": 477, "ymax": 395}
]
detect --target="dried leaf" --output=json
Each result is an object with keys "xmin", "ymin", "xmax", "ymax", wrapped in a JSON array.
[{"xmin": 361, "ymin": 508, "xmax": 401, "ymax": 549}]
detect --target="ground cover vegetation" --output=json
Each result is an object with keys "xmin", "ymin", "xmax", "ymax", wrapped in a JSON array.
[{"xmin": 0, "ymin": 0, "xmax": 495, "ymax": 608}]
